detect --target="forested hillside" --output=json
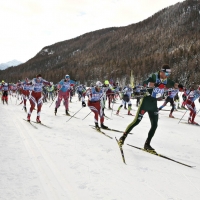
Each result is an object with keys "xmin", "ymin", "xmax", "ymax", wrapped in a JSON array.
[{"xmin": 0, "ymin": 0, "xmax": 199, "ymax": 86}]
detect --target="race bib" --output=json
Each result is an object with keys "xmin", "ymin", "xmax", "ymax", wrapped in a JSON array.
[{"xmin": 151, "ymin": 88, "xmax": 164, "ymax": 98}]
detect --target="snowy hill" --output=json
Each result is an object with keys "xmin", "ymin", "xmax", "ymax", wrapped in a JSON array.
[
  {"xmin": 0, "ymin": 59, "xmax": 22, "ymax": 70},
  {"xmin": 0, "ymin": 94, "xmax": 200, "ymax": 200}
]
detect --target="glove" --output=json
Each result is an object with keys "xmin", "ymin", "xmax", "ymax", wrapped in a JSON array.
[
  {"xmin": 178, "ymin": 84, "xmax": 184, "ymax": 89},
  {"xmin": 154, "ymin": 82, "xmax": 165, "ymax": 89},
  {"xmin": 82, "ymin": 101, "xmax": 86, "ymax": 107}
]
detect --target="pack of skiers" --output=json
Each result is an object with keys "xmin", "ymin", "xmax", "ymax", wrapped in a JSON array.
[{"xmin": 1, "ymin": 65, "xmax": 200, "ymax": 154}]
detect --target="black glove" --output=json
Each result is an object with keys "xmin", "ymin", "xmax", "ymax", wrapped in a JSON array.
[
  {"xmin": 178, "ymin": 84, "xmax": 184, "ymax": 89},
  {"xmin": 154, "ymin": 83, "xmax": 160, "ymax": 87},
  {"xmin": 82, "ymin": 101, "xmax": 86, "ymax": 107}
]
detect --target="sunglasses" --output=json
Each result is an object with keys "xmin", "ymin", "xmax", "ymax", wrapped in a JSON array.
[{"xmin": 165, "ymin": 72, "xmax": 171, "ymax": 76}]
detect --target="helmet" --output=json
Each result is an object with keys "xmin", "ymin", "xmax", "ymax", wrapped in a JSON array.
[
  {"xmin": 96, "ymin": 81, "xmax": 102, "ymax": 87},
  {"xmin": 50, "ymin": 82, "xmax": 53, "ymax": 85},
  {"xmin": 2, "ymin": 80, "xmax": 4, "ymax": 83},
  {"xmin": 4, "ymin": 83, "xmax": 8, "ymax": 86},
  {"xmin": 104, "ymin": 80, "xmax": 109, "ymax": 85}
]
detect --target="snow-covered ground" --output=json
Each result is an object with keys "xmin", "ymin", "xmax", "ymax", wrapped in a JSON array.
[{"xmin": 1, "ymin": 94, "xmax": 200, "ymax": 200}]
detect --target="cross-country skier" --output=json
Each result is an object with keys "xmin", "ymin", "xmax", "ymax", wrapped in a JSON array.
[
  {"xmin": 116, "ymin": 84, "xmax": 133, "ymax": 115},
  {"xmin": 27, "ymin": 74, "xmax": 50, "ymax": 122},
  {"xmin": 55, "ymin": 74, "xmax": 71, "ymax": 115},
  {"xmin": 19, "ymin": 78, "xmax": 32, "ymax": 112},
  {"xmin": 86, "ymin": 81, "xmax": 108, "ymax": 130},
  {"xmin": 1, "ymin": 81, "xmax": 9, "ymax": 104},
  {"xmin": 158, "ymin": 86, "xmax": 183, "ymax": 118},
  {"xmin": 118, "ymin": 64, "xmax": 183, "ymax": 151},
  {"xmin": 76, "ymin": 84, "xmax": 87, "ymax": 107},
  {"xmin": 185, "ymin": 85, "xmax": 200, "ymax": 125}
]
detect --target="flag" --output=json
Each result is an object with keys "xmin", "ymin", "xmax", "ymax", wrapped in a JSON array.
[{"xmin": 130, "ymin": 70, "xmax": 134, "ymax": 88}]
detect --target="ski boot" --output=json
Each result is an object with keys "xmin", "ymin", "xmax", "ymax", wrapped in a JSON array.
[
  {"xmin": 82, "ymin": 101, "xmax": 86, "ymax": 107},
  {"xmin": 191, "ymin": 121, "xmax": 199, "ymax": 125},
  {"xmin": 27, "ymin": 114, "xmax": 31, "ymax": 122},
  {"xmin": 169, "ymin": 113, "xmax": 174, "ymax": 118},
  {"xmin": 55, "ymin": 108, "xmax": 57, "ymax": 115},
  {"xmin": 128, "ymin": 111, "xmax": 133, "ymax": 115},
  {"xmin": 65, "ymin": 110, "xmax": 70, "ymax": 116},
  {"xmin": 101, "ymin": 123, "xmax": 108, "ymax": 129},
  {"xmin": 144, "ymin": 139, "xmax": 155, "ymax": 151},
  {"xmin": 95, "ymin": 123, "xmax": 100, "ymax": 131},
  {"xmin": 24, "ymin": 106, "xmax": 27, "ymax": 113},
  {"xmin": 36, "ymin": 116, "xmax": 41, "ymax": 123},
  {"xmin": 188, "ymin": 117, "xmax": 192, "ymax": 124},
  {"xmin": 116, "ymin": 110, "xmax": 119, "ymax": 115},
  {"xmin": 118, "ymin": 134, "xmax": 127, "ymax": 147}
]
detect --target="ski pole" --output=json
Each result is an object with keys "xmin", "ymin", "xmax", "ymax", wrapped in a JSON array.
[
  {"xmin": 16, "ymin": 94, "xmax": 18, "ymax": 105},
  {"xmin": 82, "ymin": 111, "xmax": 91, "ymax": 120},
  {"xmin": 66, "ymin": 107, "xmax": 83, "ymax": 122},
  {"xmin": 111, "ymin": 101, "xmax": 114, "ymax": 117},
  {"xmin": 178, "ymin": 109, "xmax": 188, "ymax": 124},
  {"xmin": 49, "ymin": 96, "xmax": 57, "ymax": 108},
  {"xmin": 10, "ymin": 94, "xmax": 12, "ymax": 104}
]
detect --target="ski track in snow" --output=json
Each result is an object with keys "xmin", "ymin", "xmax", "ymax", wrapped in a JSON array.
[{"xmin": 1, "ymin": 94, "xmax": 200, "ymax": 200}]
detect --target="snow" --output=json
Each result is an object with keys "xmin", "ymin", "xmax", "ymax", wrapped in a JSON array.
[
  {"xmin": 0, "ymin": 60, "xmax": 22, "ymax": 70},
  {"xmin": 1, "ymin": 94, "xmax": 200, "ymax": 200}
]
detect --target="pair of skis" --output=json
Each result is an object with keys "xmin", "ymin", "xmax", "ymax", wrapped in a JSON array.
[
  {"xmin": 23, "ymin": 119, "xmax": 51, "ymax": 129},
  {"xmin": 115, "ymin": 139, "xmax": 195, "ymax": 168}
]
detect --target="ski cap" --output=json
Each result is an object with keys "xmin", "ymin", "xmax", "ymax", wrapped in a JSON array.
[
  {"xmin": 2, "ymin": 80, "xmax": 4, "ymax": 83},
  {"xmin": 161, "ymin": 64, "xmax": 171, "ymax": 73},
  {"xmin": 104, "ymin": 80, "xmax": 109, "ymax": 85},
  {"xmin": 96, "ymin": 81, "xmax": 103, "ymax": 87},
  {"xmin": 36, "ymin": 74, "xmax": 42, "ymax": 78},
  {"xmin": 65, "ymin": 74, "xmax": 70, "ymax": 79}
]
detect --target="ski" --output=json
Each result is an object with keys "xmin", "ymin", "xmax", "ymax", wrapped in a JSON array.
[
  {"xmin": 89, "ymin": 125, "xmax": 133, "ymax": 135},
  {"xmin": 23, "ymin": 119, "xmax": 38, "ymax": 129},
  {"xmin": 63, "ymin": 114, "xmax": 80, "ymax": 119},
  {"xmin": 114, "ymin": 114, "xmax": 124, "ymax": 118},
  {"xmin": 104, "ymin": 115, "xmax": 112, "ymax": 120},
  {"xmin": 31, "ymin": 121, "xmax": 52, "ymax": 129},
  {"xmin": 127, "ymin": 144, "xmax": 195, "ymax": 168},
  {"xmin": 115, "ymin": 137, "xmax": 126, "ymax": 164},
  {"xmin": 91, "ymin": 127, "xmax": 113, "ymax": 139},
  {"xmin": 124, "ymin": 114, "xmax": 135, "ymax": 116},
  {"xmin": 180, "ymin": 122, "xmax": 200, "ymax": 126}
]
